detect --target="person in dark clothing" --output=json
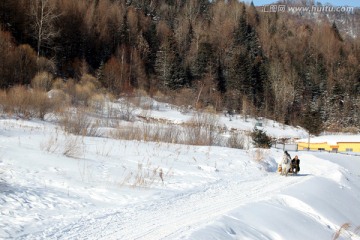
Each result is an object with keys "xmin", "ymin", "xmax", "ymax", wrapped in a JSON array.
[{"xmin": 291, "ymin": 155, "xmax": 300, "ymax": 173}]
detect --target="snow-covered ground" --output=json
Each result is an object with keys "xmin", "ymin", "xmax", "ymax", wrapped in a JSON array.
[{"xmin": 1, "ymin": 99, "xmax": 360, "ymax": 240}]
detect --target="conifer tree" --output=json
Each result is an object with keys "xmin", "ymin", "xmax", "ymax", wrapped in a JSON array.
[
  {"xmin": 251, "ymin": 127, "xmax": 272, "ymax": 148},
  {"xmin": 215, "ymin": 58, "xmax": 226, "ymax": 94},
  {"xmin": 193, "ymin": 42, "xmax": 215, "ymax": 80}
]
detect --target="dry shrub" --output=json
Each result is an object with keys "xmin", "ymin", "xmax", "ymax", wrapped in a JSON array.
[
  {"xmin": 117, "ymin": 98, "xmax": 136, "ymax": 121},
  {"xmin": 80, "ymin": 74, "xmax": 102, "ymax": 90},
  {"xmin": 110, "ymin": 111, "xmax": 225, "ymax": 147},
  {"xmin": 62, "ymin": 134, "xmax": 83, "ymax": 158},
  {"xmin": 62, "ymin": 74, "xmax": 102, "ymax": 107},
  {"xmin": 36, "ymin": 56, "xmax": 56, "ymax": 73},
  {"xmin": 112, "ymin": 122, "xmax": 182, "ymax": 144},
  {"xmin": 75, "ymin": 82, "xmax": 94, "ymax": 106},
  {"xmin": 52, "ymin": 78, "xmax": 66, "ymax": 90},
  {"xmin": 227, "ymin": 131, "xmax": 245, "ymax": 149},
  {"xmin": 0, "ymin": 89, "xmax": 6, "ymax": 113},
  {"xmin": 29, "ymin": 89, "xmax": 56, "ymax": 119},
  {"xmin": 48, "ymin": 89, "xmax": 70, "ymax": 112},
  {"xmin": 64, "ymin": 78, "xmax": 76, "ymax": 102},
  {"xmin": 184, "ymin": 112, "xmax": 220, "ymax": 146},
  {"xmin": 60, "ymin": 108, "xmax": 101, "ymax": 137},
  {"xmin": 152, "ymin": 90, "xmax": 167, "ymax": 102},
  {"xmin": 5, "ymin": 85, "xmax": 32, "ymax": 117},
  {"xmin": 204, "ymin": 105, "xmax": 217, "ymax": 113},
  {"xmin": 131, "ymin": 90, "xmax": 161, "ymax": 111},
  {"xmin": 142, "ymin": 123, "xmax": 182, "ymax": 143},
  {"xmin": 41, "ymin": 134, "xmax": 59, "ymax": 153},
  {"xmin": 160, "ymin": 124, "xmax": 182, "ymax": 143},
  {"xmin": 120, "ymin": 161, "xmax": 162, "ymax": 187},
  {"xmin": 250, "ymin": 148, "xmax": 267, "ymax": 162},
  {"xmin": 112, "ymin": 112, "xmax": 223, "ymax": 147},
  {"xmin": 89, "ymin": 93, "xmax": 106, "ymax": 113},
  {"xmin": 31, "ymin": 71, "xmax": 53, "ymax": 91},
  {"xmin": 1, "ymin": 86, "xmax": 57, "ymax": 119},
  {"xmin": 112, "ymin": 124, "xmax": 142, "ymax": 141},
  {"xmin": 40, "ymin": 131, "xmax": 83, "ymax": 158}
]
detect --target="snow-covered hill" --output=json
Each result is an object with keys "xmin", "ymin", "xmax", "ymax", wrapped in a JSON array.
[{"xmin": 1, "ymin": 98, "xmax": 360, "ymax": 239}]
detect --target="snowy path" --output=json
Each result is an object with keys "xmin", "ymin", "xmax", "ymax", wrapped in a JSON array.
[{"xmin": 22, "ymin": 172, "xmax": 309, "ymax": 240}]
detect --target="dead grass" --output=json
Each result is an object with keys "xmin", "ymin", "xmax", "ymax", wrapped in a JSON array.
[
  {"xmin": 119, "ymin": 160, "xmax": 165, "ymax": 188},
  {"xmin": 40, "ymin": 132, "xmax": 60, "ymax": 154},
  {"xmin": 111, "ymin": 122, "xmax": 183, "ymax": 144},
  {"xmin": 250, "ymin": 148, "xmax": 268, "ymax": 162},
  {"xmin": 110, "ymin": 111, "xmax": 247, "ymax": 149},
  {"xmin": 62, "ymin": 134, "xmax": 84, "ymax": 158},
  {"xmin": 40, "ymin": 131, "xmax": 84, "ymax": 159}
]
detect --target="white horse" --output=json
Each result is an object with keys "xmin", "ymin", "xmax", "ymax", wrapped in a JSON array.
[{"xmin": 281, "ymin": 153, "xmax": 291, "ymax": 176}]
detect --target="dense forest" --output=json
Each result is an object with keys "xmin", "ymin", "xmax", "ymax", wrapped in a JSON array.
[{"xmin": 0, "ymin": 0, "xmax": 359, "ymax": 133}]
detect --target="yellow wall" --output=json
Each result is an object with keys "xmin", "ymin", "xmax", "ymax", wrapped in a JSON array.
[
  {"xmin": 297, "ymin": 142, "xmax": 332, "ymax": 151},
  {"xmin": 297, "ymin": 142, "xmax": 360, "ymax": 152},
  {"xmin": 338, "ymin": 142, "xmax": 360, "ymax": 152}
]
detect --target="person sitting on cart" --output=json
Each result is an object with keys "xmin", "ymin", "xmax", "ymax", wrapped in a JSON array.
[{"xmin": 291, "ymin": 155, "xmax": 300, "ymax": 173}]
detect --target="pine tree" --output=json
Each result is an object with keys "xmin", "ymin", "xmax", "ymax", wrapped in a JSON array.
[
  {"xmin": 155, "ymin": 41, "xmax": 171, "ymax": 89},
  {"xmin": 301, "ymin": 105, "xmax": 323, "ymax": 135},
  {"xmin": 234, "ymin": 5, "xmax": 248, "ymax": 46},
  {"xmin": 155, "ymin": 35, "xmax": 185, "ymax": 90},
  {"xmin": 251, "ymin": 127, "xmax": 272, "ymax": 148},
  {"xmin": 143, "ymin": 21, "xmax": 159, "ymax": 76},
  {"xmin": 168, "ymin": 51, "xmax": 186, "ymax": 90},
  {"xmin": 193, "ymin": 42, "xmax": 215, "ymax": 80},
  {"xmin": 215, "ymin": 58, "xmax": 226, "ymax": 94}
]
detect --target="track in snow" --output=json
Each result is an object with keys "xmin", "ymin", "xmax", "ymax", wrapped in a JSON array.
[{"xmin": 22, "ymin": 172, "xmax": 310, "ymax": 240}]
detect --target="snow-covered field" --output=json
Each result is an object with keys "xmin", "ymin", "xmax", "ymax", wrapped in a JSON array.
[{"xmin": 1, "ymin": 99, "xmax": 360, "ymax": 240}]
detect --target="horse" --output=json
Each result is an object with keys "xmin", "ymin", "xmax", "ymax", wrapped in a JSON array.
[{"xmin": 281, "ymin": 153, "xmax": 291, "ymax": 176}]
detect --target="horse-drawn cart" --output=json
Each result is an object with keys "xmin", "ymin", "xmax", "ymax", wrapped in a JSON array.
[
  {"xmin": 288, "ymin": 163, "xmax": 298, "ymax": 175},
  {"xmin": 278, "ymin": 153, "xmax": 300, "ymax": 176},
  {"xmin": 278, "ymin": 163, "xmax": 298, "ymax": 175}
]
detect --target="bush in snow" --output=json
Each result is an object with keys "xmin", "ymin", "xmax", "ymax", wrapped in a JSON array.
[
  {"xmin": 184, "ymin": 112, "xmax": 221, "ymax": 146},
  {"xmin": 1, "ymin": 85, "xmax": 56, "ymax": 119},
  {"xmin": 59, "ymin": 108, "xmax": 101, "ymax": 137},
  {"xmin": 31, "ymin": 71, "xmax": 53, "ymax": 91},
  {"xmin": 250, "ymin": 127, "xmax": 272, "ymax": 149},
  {"xmin": 227, "ymin": 131, "xmax": 246, "ymax": 149}
]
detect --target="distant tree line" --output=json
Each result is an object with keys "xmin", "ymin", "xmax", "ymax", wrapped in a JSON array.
[{"xmin": 0, "ymin": 0, "xmax": 359, "ymax": 133}]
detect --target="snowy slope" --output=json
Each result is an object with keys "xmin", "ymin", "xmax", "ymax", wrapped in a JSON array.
[
  {"xmin": 136, "ymin": 98, "xmax": 307, "ymax": 139},
  {"xmin": 1, "ymin": 101, "xmax": 360, "ymax": 240}
]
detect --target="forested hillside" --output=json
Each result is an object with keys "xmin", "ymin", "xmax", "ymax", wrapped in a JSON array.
[{"xmin": 0, "ymin": 0, "xmax": 359, "ymax": 133}]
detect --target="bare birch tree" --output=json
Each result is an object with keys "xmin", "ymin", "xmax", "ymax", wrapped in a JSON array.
[{"xmin": 29, "ymin": 0, "xmax": 59, "ymax": 57}]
